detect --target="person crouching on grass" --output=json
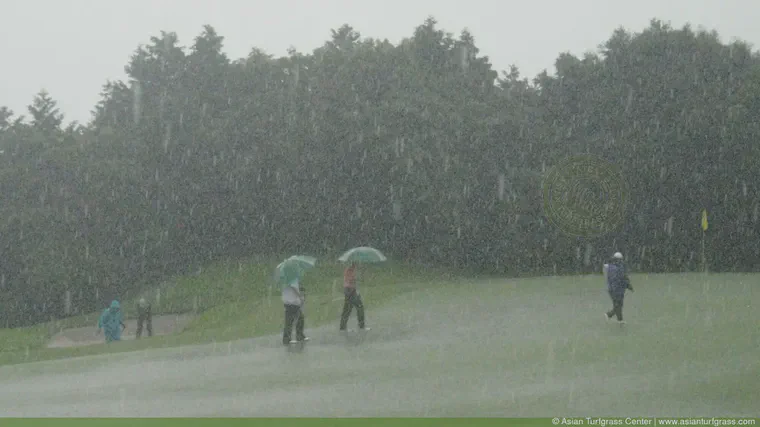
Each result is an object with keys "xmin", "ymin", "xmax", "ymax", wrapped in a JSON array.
[
  {"xmin": 604, "ymin": 252, "xmax": 634, "ymax": 324},
  {"xmin": 282, "ymin": 279, "xmax": 309, "ymax": 345},
  {"xmin": 340, "ymin": 262, "xmax": 370, "ymax": 332}
]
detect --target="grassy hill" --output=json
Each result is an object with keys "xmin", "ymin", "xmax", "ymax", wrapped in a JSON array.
[{"xmin": 0, "ymin": 255, "xmax": 456, "ymax": 366}]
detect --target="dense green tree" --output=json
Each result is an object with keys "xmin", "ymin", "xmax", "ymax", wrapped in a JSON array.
[
  {"xmin": 0, "ymin": 107, "xmax": 13, "ymax": 131},
  {"xmin": 27, "ymin": 89, "xmax": 63, "ymax": 135},
  {"xmin": 2, "ymin": 18, "xmax": 760, "ymax": 327}
]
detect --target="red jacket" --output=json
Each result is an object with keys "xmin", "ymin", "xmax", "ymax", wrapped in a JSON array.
[{"xmin": 344, "ymin": 266, "xmax": 356, "ymax": 289}]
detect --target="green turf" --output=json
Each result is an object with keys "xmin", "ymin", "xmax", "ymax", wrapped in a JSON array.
[
  {"xmin": 0, "ymin": 257, "xmax": 452, "ymax": 367},
  {"xmin": 0, "ymin": 271, "xmax": 757, "ymax": 416}
]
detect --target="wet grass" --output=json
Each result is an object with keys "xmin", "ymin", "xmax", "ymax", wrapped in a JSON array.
[
  {"xmin": 1, "ymin": 271, "xmax": 757, "ymax": 416},
  {"xmin": 0, "ymin": 256, "xmax": 454, "ymax": 367}
]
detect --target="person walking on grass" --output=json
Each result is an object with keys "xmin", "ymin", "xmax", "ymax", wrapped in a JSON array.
[
  {"xmin": 97, "ymin": 300, "xmax": 126, "ymax": 343},
  {"xmin": 282, "ymin": 279, "xmax": 309, "ymax": 345},
  {"xmin": 604, "ymin": 252, "xmax": 634, "ymax": 324},
  {"xmin": 340, "ymin": 262, "xmax": 370, "ymax": 332},
  {"xmin": 136, "ymin": 298, "xmax": 153, "ymax": 339}
]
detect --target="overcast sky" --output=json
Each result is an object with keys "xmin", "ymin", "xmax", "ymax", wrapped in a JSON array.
[{"xmin": 1, "ymin": 0, "xmax": 758, "ymax": 125}]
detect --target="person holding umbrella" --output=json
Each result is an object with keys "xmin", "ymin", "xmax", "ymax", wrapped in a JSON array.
[
  {"xmin": 340, "ymin": 262, "xmax": 370, "ymax": 332},
  {"xmin": 275, "ymin": 255, "xmax": 316, "ymax": 346},
  {"xmin": 604, "ymin": 252, "xmax": 634, "ymax": 324},
  {"xmin": 282, "ymin": 278, "xmax": 308, "ymax": 345},
  {"xmin": 337, "ymin": 247, "xmax": 386, "ymax": 333}
]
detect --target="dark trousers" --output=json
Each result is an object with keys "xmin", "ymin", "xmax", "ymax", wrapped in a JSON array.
[
  {"xmin": 606, "ymin": 293, "xmax": 624, "ymax": 321},
  {"xmin": 136, "ymin": 313, "xmax": 152, "ymax": 338},
  {"xmin": 339, "ymin": 288, "xmax": 365, "ymax": 330},
  {"xmin": 283, "ymin": 304, "xmax": 305, "ymax": 344}
]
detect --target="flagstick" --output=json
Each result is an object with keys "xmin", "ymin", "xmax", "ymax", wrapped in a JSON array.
[
  {"xmin": 702, "ymin": 229, "xmax": 706, "ymax": 274},
  {"xmin": 701, "ymin": 209, "xmax": 708, "ymax": 274}
]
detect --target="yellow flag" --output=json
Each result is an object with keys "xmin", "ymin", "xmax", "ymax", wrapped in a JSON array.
[{"xmin": 701, "ymin": 209, "xmax": 708, "ymax": 231}]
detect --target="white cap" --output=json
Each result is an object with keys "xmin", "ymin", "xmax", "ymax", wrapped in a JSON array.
[{"xmin": 613, "ymin": 252, "xmax": 623, "ymax": 259}]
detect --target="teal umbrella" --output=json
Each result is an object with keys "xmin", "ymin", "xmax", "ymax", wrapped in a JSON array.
[
  {"xmin": 338, "ymin": 246, "xmax": 387, "ymax": 263},
  {"xmin": 274, "ymin": 255, "xmax": 317, "ymax": 290},
  {"xmin": 287, "ymin": 255, "xmax": 317, "ymax": 267}
]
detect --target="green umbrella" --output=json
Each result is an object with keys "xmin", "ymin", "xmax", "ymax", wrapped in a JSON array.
[
  {"xmin": 338, "ymin": 246, "xmax": 387, "ymax": 263},
  {"xmin": 287, "ymin": 255, "xmax": 317, "ymax": 267},
  {"xmin": 274, "ymin": 255, "xmax": 317, "ymax": 290}
]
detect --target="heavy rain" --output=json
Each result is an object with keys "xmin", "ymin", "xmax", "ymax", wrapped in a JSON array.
[{"xmin": 0, "ymin": 3, "xmax": 759, "ymax": 419}]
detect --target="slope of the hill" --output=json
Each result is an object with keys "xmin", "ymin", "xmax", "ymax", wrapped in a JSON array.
[{"xmin": 0, "ymin": 273, "xmax": 757, "ymax": 417}]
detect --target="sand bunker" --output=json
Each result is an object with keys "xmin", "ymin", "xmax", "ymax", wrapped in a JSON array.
[{"xmin": 47, "ymin": 314, "xmax": 195, "ymax": 348}]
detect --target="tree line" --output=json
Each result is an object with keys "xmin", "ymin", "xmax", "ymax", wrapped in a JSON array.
[{"xmin": 1, "ymin": 17, "xmax": 758, "ymax": 328}]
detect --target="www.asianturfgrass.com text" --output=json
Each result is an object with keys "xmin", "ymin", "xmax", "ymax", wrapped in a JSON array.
[{"xmin": 552, "ymin": 418, "xmax": 757, "ymax": 427}]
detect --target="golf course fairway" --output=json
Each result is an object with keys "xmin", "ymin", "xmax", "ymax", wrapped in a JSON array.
[{"xmin": 0, "ymin": 273, "xmax": 757, "ymax": 417}]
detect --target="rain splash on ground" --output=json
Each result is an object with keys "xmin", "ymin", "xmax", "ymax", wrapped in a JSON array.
[{"xmin": 0, "ymin": 276, "xmax": 757, "ymax": 416}]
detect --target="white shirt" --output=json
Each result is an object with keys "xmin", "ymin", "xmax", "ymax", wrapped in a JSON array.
[{"xmin": 282, "ymin": 281, "xmax": 302, "ymax": 306}]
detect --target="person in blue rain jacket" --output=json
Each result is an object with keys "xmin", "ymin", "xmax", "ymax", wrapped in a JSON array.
[
  {"xmin": 604, "ymin": 252, "xmax": 634, "ymax": 324},
  {"xmin": 98, "ymin": 300, "xmax": 126, "ymax": 343}
]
